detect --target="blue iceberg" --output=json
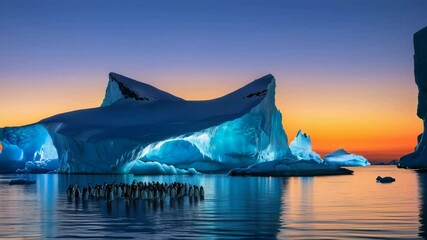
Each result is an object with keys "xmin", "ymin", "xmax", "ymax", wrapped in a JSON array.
[
  {"xmin": 289, "ymin": 130, "xmax": 323, "ymax": 163},
  {"xmin": 0, "ymin": 73, "xmax": 294, "ymax": 174},
  {"xmin": 324, "ymin": 149, "xmax": 370, "ymax": 167}
]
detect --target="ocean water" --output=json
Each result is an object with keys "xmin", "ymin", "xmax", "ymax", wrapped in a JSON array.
[{"xmin": 0, "ymin": 166, "xmax": 424, "ymax": 239}]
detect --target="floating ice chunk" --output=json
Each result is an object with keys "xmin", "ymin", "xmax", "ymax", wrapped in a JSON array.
[
  {"xmin": 324, "ymin": 149, "xmax": 370, "ymax": 166},
  {"xmin": 289, "ymin": 130, "xmax": 323, "ymax": 163},
  {"xmin": 9, "ymin": 179, "xmax": 36, "ymax": 185}
]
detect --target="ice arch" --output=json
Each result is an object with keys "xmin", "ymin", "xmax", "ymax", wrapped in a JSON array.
[{"xmin": 0, "ymin": 124, "xmax": 58, "ymax": 173}]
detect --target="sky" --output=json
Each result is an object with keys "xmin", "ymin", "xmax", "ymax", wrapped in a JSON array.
[{"xmin": 0, "ymin": 0, "xmax": 426, "ymax": 163}]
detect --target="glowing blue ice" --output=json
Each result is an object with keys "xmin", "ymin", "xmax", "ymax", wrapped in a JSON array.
[
  {"xmin": 289, "ymin": 130, "xmax": 323, "ymax": 163},
  {"xmin": 0, "ymin": 125, "xmax": 58, "ymax": 173},
  {"xmin": 0, "ymin": 73, "xmax": 294, "ymax": 173},
  {"xmin": 324, "ymin": 149, "xmax": 370, "ymax": 167}
]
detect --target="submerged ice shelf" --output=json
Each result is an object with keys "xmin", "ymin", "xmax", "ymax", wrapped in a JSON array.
[{"xmin": 228, "ymin": 159, "xmax": 353, "ymax": 176}]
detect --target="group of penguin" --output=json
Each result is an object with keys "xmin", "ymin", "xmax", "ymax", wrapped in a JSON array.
[{"xmin": 67, "ymin": 180, "xmax": 205, "ymax": 202}]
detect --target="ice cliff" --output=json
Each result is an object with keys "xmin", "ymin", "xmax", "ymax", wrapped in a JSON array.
[
  {"xmin": 324, "ymin": 149, "xmax": 370, "ymax": 167},
  {"xmin": 0, "ymin": 73, "xmax": 295, "ymax": 173},
  {"xmin": 399, "ymin": 26, "xmax": 427, "ymax": 169},
  {"xmin": 289, "ymin": 130, "xmax": 323, "ymax": 163}
]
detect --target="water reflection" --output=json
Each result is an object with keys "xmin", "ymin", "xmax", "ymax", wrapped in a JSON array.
[
  {"xmin": 0, "ymin": 167, "xmax": 423, "ymax": 239},
  {"xmin": 418, "ymin": 171, "xmax": 427, "ymax": 238},
  {"xmin": 54, "ymin": 174, "xmax": 284, "ymax": 239},
  {"xmin": 279, "ymin": 167, "xmax": 420, "ymax": 239}
]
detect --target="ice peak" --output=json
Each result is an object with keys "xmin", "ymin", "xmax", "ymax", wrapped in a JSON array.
[
  {"xmin": 327, "ymin": 149, "xmax": 350, "ymax": 156},
  {"xmin": 296, "ymin": 129, "xmax": 309, "ymax": 139},
  {"xmin": 101, "ymin": 72, "xmax": 184, "ymax": 107},
  {"xmin": 289, "ymin": 129, "xmax": 323, "ymax": 163}
]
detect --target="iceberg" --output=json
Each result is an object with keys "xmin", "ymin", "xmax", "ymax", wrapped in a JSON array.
[
  {"xmin": 399, "ymin": 26, "xmax": 427, "ymax": 169},
  {"xmin": 289, "ymin": 130, "xmax": 323, "ymax": 163},
  {"xmin": 324, "ymin": 149, "xmax": 370, "ymax": 166},
  {"xmin": 0, "ymin": 73, "xmax": 294, "ymax": 174}
]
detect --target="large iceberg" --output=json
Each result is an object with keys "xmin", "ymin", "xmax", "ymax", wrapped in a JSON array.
[
  {"xmin": 289, "ymin": 130, "xmax": 323, "ymax": 163},
  {"xmin": 324, "ymin": 149, "xmax": 370, "ymax": 166},
  {"xmin": 399, "ymin": 26, "xmax": 427, "ymax": 169},
  {"xmin": 0, "ymin": 73, "xmax": 295, "ymax": 173}
]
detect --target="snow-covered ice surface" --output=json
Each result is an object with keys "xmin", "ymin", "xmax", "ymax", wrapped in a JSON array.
[
  {"xmin": 324, "ymin": 149, "xmax": 370, "ymax": 167},
  {"xmin": 0, "ymin": 73, "xmax": 295, "ymax": 174},
  {"xmin": 400, "ymin": 27, "xmax": 427, "ymax": 169},
  {"xmin": 289, "ymin": 130, "xmax": 323, "ymax": 163},
  {"xmin": 228, "ymin": 159, "xmax": 353, "ymax": 176}
]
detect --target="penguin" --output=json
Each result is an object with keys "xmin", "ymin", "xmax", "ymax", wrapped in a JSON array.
[
  {"xmin": 184, "ymin": 183, "xmax": 188, "ymax": 196},
  {"xmin": 148, "ymin": 188, "xmax": 154, "ymax": 200},
  {"xmin": 117, "ymin": 185, "xmax": 123, "ymax": 198},
  {"xmin": 194, "ymin": 185, "xmax": 199, "ymax": 198},
  {"xmin": 74, "ymin": 185, "xmax": 81, "ymax": 200},
  {"xmin": 200, "ymin": 186, "xmax": 205, "ymax": 197},
  {"xmin": 112, "ymin": 184, "xmax": 117, "ymax": 197},
  {"xmin": 133, "ymin": 185, "xmax": 139, "ymax": 199},
  {"xmin": 159, "ymin": 188, "xmax": 164, "ymax": 200},
  {"xmin": 137, "ymin": 186, "xmax": 142, "ymax": 199},
  {"xmin": 141, "ymin": 187, "xmax": 147, "ymax": 200},
  {"xmin": 106, "ymin": 185, "xmax": 114, "ymax": 202},
  {"xmin": 87, "ymin": 184, "xmax": 93, "ymax": 198},
  {"xmin": 168, "ymin": 186, "xmax": 173, "ymax": 198},
  {"xmin": 100, "ymin": 185, "xmax": 105, "ymax": 198},
  {"xmin": 173, "ymin": 187, "xmax": 177, "ymax": 198},
  {"xmin": 82, "ymin": 187, "xmax": 89, "ymax": 201},
  {"xmin": 126, "ymin": 184, "xmax": 131, "ymax": 198},
  {"xmin": 67, "ymin": 185, "xmax": 74, "ymax": 199},
  {"xmin": 188, "ymin": 186, "xmax": 193, "ymax": 198},
  {"xmin": 153, "ymin": 188, "xmax": 158, "ymax": 200},
  {"xmin": 95, "ymin": 185, "xmax": 101, "ymax": 198}
]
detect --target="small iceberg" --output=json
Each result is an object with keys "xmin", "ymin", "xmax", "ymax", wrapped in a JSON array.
[
  {"xmin": 228, "ymin": 159, "xmax": 353, "ymax": 176},
  {"xmin": 289, "ymin": 130, "xmax": 323, "ymax": 163},
  {"xmin": 9, "ymin": 179, "xmax": 36, "ymax": 185},
  {"xmin": 324, "ymin": 149, "xmax": 370, "ymax": 166}
]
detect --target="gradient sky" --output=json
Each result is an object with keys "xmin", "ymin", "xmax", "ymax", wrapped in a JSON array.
[{"xmin": 1, "ymin": 0, "xmax": 426, "ymax": 163}]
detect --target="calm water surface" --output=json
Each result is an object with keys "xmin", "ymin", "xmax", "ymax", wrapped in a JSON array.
[{"xmin": 0, "ymin": 166, "xmax": 425, "ymax": 239}]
